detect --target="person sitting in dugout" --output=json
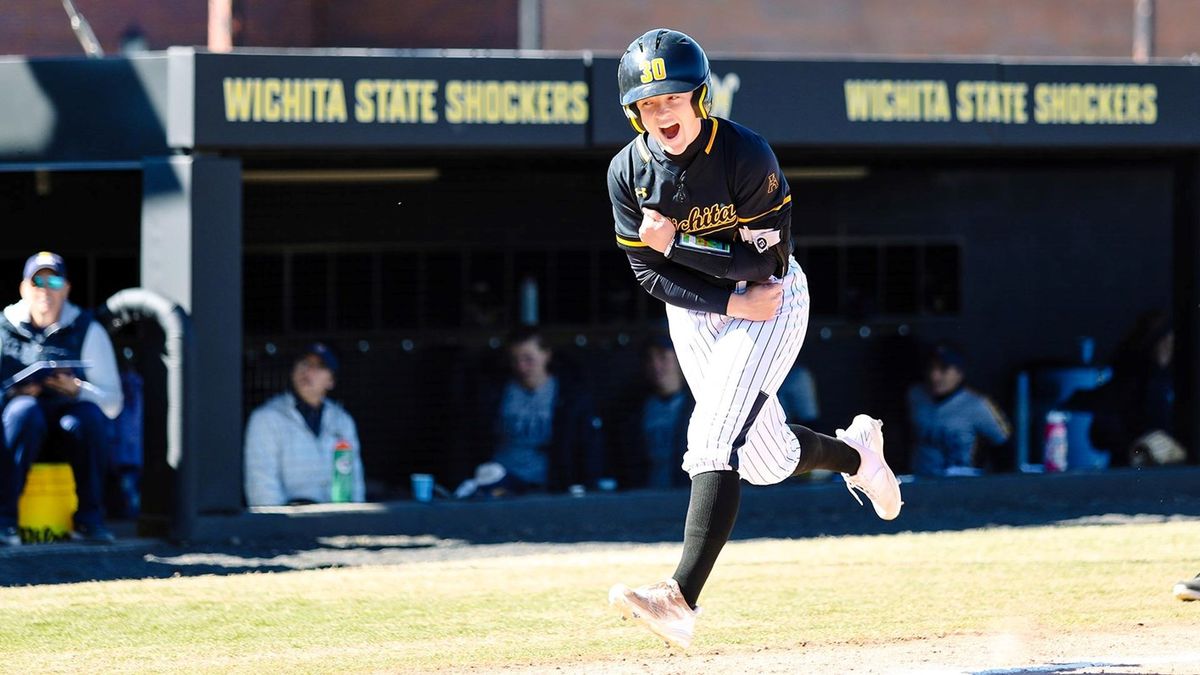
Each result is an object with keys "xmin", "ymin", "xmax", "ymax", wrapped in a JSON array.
[{"xmin": 0, "ymin": 252, "xmax": 124, "ymax": 546}]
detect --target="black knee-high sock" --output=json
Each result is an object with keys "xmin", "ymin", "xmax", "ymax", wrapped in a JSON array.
[
  {"xmin": 790, "ymin": 424, "xmax": 861, "ymax": 476},
  {"xmin": 672, "ymin": 470, "xmax": 740, "ymax": 608}
]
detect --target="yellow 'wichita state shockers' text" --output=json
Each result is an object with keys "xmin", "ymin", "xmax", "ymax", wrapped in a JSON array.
[
  {"xmin": 443, "ymin": 80, "xmax": 588, "ymax": 124},
  {"xmin": 222, "ymin": 77, "xmax": 589, "ymax": 125},
  {"xmin": 844, "ymin": 78, "xmax": 1158, "ymax": 126}
]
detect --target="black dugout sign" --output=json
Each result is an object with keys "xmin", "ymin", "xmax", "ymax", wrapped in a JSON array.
[
  {"xmin": 187, "ymin": 51, "xmax": 590, "ymax": 149},
  {"xmin": 591, "ymin": 55, "xmax": 1200, "ymax": 148}
]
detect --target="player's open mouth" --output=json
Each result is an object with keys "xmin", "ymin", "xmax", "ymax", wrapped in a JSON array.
[{"xmin": 660, "ymin": 123, "xmax": 681, "ymax": 140}]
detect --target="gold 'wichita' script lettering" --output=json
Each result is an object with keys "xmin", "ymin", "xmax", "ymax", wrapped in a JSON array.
[
  {"xmin": 671, "ymin": 203, "xmax": 739, "ymax": 235},
  {"xmin": 223, "ymin": 77, "xmax": 348, "ymax": 123}
]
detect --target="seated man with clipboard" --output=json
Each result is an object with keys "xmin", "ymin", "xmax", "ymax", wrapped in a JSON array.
[{"xmin": 0, "ymin": 253, "xmax": 123, "ymax": 546}]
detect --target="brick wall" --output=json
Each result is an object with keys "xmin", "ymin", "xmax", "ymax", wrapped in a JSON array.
[
  {"xmin": 542, "ymin": 0, "xmax": 1200, "ymax": 59},
  {"xmin": 1151, "ymin": 0, "xmax": 1200, "ymax": 58},
  {"xmin": 316, "ymin": 0, "xmax": 519, "ymax": 49},
  {"xmin": 236, "ymin": 1, "xmax": 316, "ymax": 48},
  {"xmin": 2, "ymin": 0, "xmax": 518, "ymax": 57},
  {"xmin": 4, "ymin": 1, "xmax": 1198, "ymax": 60},
  {"xmin": 238, "ymin": 0, "xmax": 519, "ymax": 49}
]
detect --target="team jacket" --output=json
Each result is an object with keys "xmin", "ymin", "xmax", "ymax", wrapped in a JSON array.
[
  {"xmin": 907, "ymin": 384, "xmax": 1012, "ymax": 476},
  {"xmin": 0, "ymin": 300, "xmax": 123, "ymax": 419},
  {"xmin": 243, "ymin": 392, "xmax": 365, "ymax": 506},
  {"xmin": 607, "ymin": 117, "xmax": 793, "ymax": 315}
]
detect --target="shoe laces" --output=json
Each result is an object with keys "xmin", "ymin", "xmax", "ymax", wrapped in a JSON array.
[
  {"xmin": 839, "ymin": 420, "xmax": 881, "ymax": 506},
  {"xmin": 637, "ymin": 582, "xmax": 692, "ymax": 620},
  {"xmin": 843, "ymin": 461, "xmax": 904, "ymax": 515},
  {"xmin": 842, "ymin": 474, "xmax": 872, "ymax": 507}
]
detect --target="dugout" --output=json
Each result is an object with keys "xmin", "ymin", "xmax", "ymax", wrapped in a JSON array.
[{"xmin": 0, "ymin": 48, "xmax": 1197, "ymax": 529}]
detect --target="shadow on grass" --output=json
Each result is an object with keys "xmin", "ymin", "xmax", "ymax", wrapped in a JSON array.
[{"xmin": 2, "ymin": 467, "xmax": 1198, "ymax": 587}]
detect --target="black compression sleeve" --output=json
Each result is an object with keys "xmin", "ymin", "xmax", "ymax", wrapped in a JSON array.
[
  {"xmin": 669, "ymin": 239, "xmax": 780, "ymax": 282},
  {"xmin": 627, "ymin": 250, "xmax": 731, "ymax": 314},
  {"xmin": 726, "ymin": 243, "xmax": 781, "ymax": 281}
]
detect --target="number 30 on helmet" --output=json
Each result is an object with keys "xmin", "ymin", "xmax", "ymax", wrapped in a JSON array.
[{"xmin": 617, "ymin": 29, "xmax": 713, "ymax": 134}]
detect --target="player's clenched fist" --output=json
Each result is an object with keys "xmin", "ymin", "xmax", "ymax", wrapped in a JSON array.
[
  {"xmin": 638, "ymin": 207, "xmax": 675, "ymax": 253},
  {"xmin": 726, "ymin": 282, "xmax": 783, "ymax": 321}
]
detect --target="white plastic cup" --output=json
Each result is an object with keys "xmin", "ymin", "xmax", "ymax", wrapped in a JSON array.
[{"xmin": 411, "ymin": 473, "xmax": 434, "ymax": 502}]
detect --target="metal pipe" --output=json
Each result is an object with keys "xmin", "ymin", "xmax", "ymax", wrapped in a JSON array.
[
  {"xmin": 518, "ymin": 0, "xmax": 541, "ymax": 51},
  {"xmin": 60, "ymin": 0, "xmax": 104, "ymax": 58},
  {"xmin": 208, "ymin": 0, "xmax": 234, "ymax": 52},
  {"xmin": 1133, "ymin": 0, "xmax": 1155, "ymax": 63},
  {"xmin": 99, "ymin": 289, "xmax": 194, "ymax": 543}
]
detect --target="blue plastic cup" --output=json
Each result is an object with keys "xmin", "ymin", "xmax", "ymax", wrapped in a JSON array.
[
  {"xmin": 1078, "ymin": 336, "xmax": 1095, "ymax": 365},
  {"xmin": 410, "ymin": 473, "xmax": 434, "ymax": 502}
]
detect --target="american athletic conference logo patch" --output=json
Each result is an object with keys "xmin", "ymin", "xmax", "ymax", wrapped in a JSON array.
[{"xmin": 739, "ymin": 226, "xmax": 782, "ymax": 253}]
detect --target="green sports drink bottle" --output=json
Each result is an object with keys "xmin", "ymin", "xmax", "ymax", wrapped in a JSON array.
[{"xmin": 331, "ymin": 440, "xmax": 353, "ymax": 503}]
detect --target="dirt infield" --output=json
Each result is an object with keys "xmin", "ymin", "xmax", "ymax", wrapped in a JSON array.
[{"xmin": 495, "ymin": 625, "xmax": 1199, "ymax": 674}]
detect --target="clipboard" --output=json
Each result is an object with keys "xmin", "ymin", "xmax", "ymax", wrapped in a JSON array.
[{"xmin": 2, "ymin": 360, "xmax": 89, "ymax": 391}]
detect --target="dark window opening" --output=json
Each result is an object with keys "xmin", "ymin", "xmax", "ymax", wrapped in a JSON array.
[{"xmin": 797, "ymin": 240, "xmax": 960, "ymax": 321}]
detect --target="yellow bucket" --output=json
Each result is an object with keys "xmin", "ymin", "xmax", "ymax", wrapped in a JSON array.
[{"xmin": 17, "ymin": 463, "xmax": 77, "ymax": 543}]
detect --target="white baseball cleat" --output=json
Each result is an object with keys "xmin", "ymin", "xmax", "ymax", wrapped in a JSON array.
[
  {"xmin": 608, "ymin": 578, "xmax": 698, "ymax": 649},
  {"xmin": 838, "ymin": 414, "xmax": 903, "ymax": 520},
  {"xmin": 1173, "ymin": 574, "xmax": 1200, "ymax": 601}
]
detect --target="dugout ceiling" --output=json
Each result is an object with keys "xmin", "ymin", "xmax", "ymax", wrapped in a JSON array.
[{"xmin": 2, "ymin": 48, "xmax": 1200, "ymax": 162}]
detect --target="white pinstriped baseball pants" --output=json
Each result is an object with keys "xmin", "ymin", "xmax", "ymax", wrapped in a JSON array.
[{"xmin": 666, "ymin": 257, "xmax": 810, "ymax": 486}]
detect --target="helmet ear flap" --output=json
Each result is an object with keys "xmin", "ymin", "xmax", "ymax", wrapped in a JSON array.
[
  {"xmin": 692, "ymin": 83, "xmax": 711, "ymax": 119},
  {"xmin": 624, "ymin": 105, "xmax": 646, "ymax": 134}
]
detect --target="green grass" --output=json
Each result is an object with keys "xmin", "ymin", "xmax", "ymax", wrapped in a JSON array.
[{"xmin": 0, "ymin": 520, "xmax": 1195, "ymax": 673}]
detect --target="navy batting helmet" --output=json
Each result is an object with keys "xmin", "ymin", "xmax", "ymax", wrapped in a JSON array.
[{"xmin": 617, "ymin": 29, "xmax": 712, "ymax": 133}]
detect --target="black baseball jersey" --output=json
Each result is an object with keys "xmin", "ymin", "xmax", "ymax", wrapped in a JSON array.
[{"xmin": 607, "ymin": 117, "xmax": 793, "ymax": 315}]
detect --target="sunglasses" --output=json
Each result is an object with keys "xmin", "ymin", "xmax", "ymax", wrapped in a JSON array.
[{"xmin": 31, "ymin": 275, "xmax": 66, "ymax": 290}]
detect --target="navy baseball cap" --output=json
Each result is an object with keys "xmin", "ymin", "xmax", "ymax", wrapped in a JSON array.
[
  {"xmin": 930, "ymin": 343, "xmax": 966, "ymax": 370},
  {"xmin": 296, "ymin": 342, "xmax": 339, "ymax": 374},
  {"xmin": 23, "ymin": 251, "xmax": 68, "ymax": 280}
]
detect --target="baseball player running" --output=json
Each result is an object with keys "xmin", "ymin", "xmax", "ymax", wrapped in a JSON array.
[{"xmin": 605, "ymin": 29, "xmax": 903, "ymax": 649}]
